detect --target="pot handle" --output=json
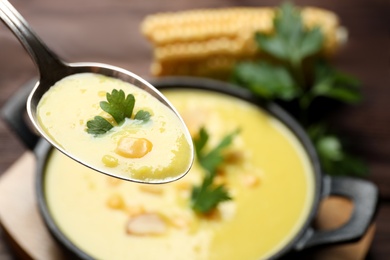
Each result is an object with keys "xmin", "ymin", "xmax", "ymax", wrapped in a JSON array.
[
  {"xmin": 296, "ymin": 175, "xmax": 378, "ymax": 250},
  {"xmin": 1, "ymin": 78, "xmax": 40, "ymax": 150}
]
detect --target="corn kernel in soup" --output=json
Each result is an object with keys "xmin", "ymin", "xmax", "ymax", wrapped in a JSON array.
[{"xmin": 36, "ymin": 73, "xmax": 192, "ymax": 182}]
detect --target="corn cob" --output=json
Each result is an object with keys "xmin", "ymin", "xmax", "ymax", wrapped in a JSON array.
[{"xmin": 141, "ymin": 7, "xmax": 344, "ymax": 78}]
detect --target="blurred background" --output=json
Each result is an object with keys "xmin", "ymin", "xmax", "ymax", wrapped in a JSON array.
[{"xmin": 0, "ymin": 0, "xmax": 388, "ymax": 259}]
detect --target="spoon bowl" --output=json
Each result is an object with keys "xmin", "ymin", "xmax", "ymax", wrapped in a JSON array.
[{"xmin": 0, "ymin": 0, "xmax": 194, "ymax": 183}]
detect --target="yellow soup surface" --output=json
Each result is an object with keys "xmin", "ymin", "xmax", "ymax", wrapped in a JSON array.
[
  {"xmin": 45, "ymin": 89, "xmax": 314, "ymax": 260},
  {"xmin": 37, "ymin": 73, "xmax": 192, "ymax": 182}
]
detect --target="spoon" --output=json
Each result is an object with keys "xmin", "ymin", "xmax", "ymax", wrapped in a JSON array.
[{"xmin": 0, "ymin": 0, "xmax": 194, "ymax": 183}]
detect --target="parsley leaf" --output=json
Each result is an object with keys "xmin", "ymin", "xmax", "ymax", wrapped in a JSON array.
[
  {"xmin": 311, "ymin": 62, "xmax": 362, "ymax": 104},
  {"xmin": 317, "ymin": 135, "xmax": 343, "ymax": 161},
  {"xmin": 198, "ymin": 129, "xmax": 240, "ymax": 174},
  {"xmin": 86, "ymin": 116, "xmax": 114, "ymax": 135},
  {"xmin": 134, "ymin": 110, "xmax": 151, "ymax": 122},
  {"xmin": 256, "ymin": 2, "xmax": 323, "ymax": 67},
  {"xmin": 308, "ymin": 124, "xmax": 368, "ymax": 177},
  {"xmin": 100, "ymin": 89, "xmax": 135, "ymax": 124},
  {"xmin": 233, "ymin": 61, "xmax": 299, "ymax": 100},
  {"xmin": 191, "ymin": 180, "xmax": 231, "ymax": 214},
  {"xmin": 86, "ymin": 89, "xmax": 151, "ymax": 135},
  {"xmin": 231, "ymin": 2, "xmax": 366, "ymax": 178},
  {"xmin": 191, "ymin": 127, "xmax": 239, "ymax": 214},
  {"xmin": 232, "ymin": 2, "xmax": 328, "ymax": 101}
]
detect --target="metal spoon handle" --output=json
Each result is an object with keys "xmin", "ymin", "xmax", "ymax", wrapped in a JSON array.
[{"xmin": 0, "ymin": 0, "xmax": 65, "ymax": 82}]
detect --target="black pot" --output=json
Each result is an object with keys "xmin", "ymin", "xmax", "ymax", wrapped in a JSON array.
[{"xmin": 2, "ymin": 76, "xmax": 378, "ymax": 260}]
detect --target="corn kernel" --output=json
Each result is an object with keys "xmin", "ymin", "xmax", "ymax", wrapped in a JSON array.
[
  {"xmin": 115, "ymin": 136, "xmax": 153, "ymax": 158},
  {"xmin": 102, "ymin": 154, "xmax": 119, "ymax": 167}
]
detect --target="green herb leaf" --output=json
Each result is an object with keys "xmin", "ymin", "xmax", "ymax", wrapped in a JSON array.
[
  {"xmin": 193, "ymin": 127, "xmax": 209, "ymax": 160},
  {"xmin": 316, "ymin": 135, "xmax": 343, "ymax": 161},
  {"xmin": 317, "ymin": 136, "xmax": 368, "ymax": 177},
  {"xmin": 191, "ymin": 127, "xmax": 238, "ymax": 214},
  {"xmin": 86, "ymin": 89, "xmax": 151, "ymax": 135},
  {"xmin": 100, "ymin": 89, "xmax": 135, "ymax": 124},
  {"xmin": 256, "ymin": 2, "xmax": 323, "ymax": 66},
  {"xmin": 230, "ymin": 2, "xmax": 366, "ymax": 178},
  {"xmin": 308, "ymin": 124, "xmax": 368, "ymax": 177},
  {"xmin": 134, "ymin": 110, "xmax": 151, "ymax": 122},
  {"xmin": 194, "ymin": 127, "xmax": 238, "ymax": 174},
  {"xmin": 191, "ymin": 181, "xmax": 231, "ymax": 214},
  {"xmin": 233, "ymin": 62, "xmax": 299, "ymax": 100},
  {"xmin": 311, "ymin": 62, "xmax": 362, "ymax": 104},
  {"xmin": 86, "ymin": 116, "xmax": 114, "ymax": 135}
]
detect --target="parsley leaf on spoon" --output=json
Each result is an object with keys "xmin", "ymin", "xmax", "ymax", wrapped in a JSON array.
[
  {"xmin": 100, "ymin": 89, "xmax": 135, "ymax": 124},
  {"xmin": 86, "ymin": 89, "xmax": 151, "ymax": 135}
]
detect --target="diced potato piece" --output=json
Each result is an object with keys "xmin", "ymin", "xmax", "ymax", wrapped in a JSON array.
[
  {"xmin": 106, "ymin": 193, "xmax": 125, "ymax": 210},
  {"xmin": 240, "ymin": 173, "xmax": 261, "ymax": 188},
  {"xmin": 174, "ymin": 181, "xmax": 191, "ymax": 191},
  {"xmin": 115, "ymin": 137, "xmax": 153, "ymax": 158},
  {"xmin": 139, "ymin": 185, "xmax": 164, "ymax": 195},
  {"xmin": 180, "ymin": 110, "xmax": 207, "ymax": 137},
  {"xmin": 126, "ymin": 213, "xmax": 167, "ymax": 236},
  {"xmin": 170, "ymin": 214, "xmax": 192, "ymax": 229},
  {"xmin": 126, "ymin": 205, "xmax": 145, "ymax": 216},
  {"xmin": 105, "ymin": 175, "xmax": 123, "ymax": 186}
]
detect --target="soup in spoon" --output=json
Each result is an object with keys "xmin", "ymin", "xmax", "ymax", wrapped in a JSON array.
[
  {"xmin": 37, "ymin": 73, "xmax": 193, "ymax": 183},
  {"xmin": 0, "ymin": 0, "xmax": 192, "ymax": 183}
]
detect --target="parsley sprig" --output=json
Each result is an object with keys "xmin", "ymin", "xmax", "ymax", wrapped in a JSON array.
[
  {"xmin": 191, "ymin": 127, "xmax": 239, "ymax": 214},
  {"xmin": 308, "ymin": 124, "xmax": 368, "ymax": 177},
  {"xmin": 86, "ymin": 89, "xmax": 151, "ymax": 135},
  {"xmin": 231, "ymin": 2, "xmax": 366, "ymax": 177}
]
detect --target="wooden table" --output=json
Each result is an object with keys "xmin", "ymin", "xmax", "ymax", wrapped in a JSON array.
[{"xmin": 0, "ymin": 0, "xmax": 388, "ymax": 259}]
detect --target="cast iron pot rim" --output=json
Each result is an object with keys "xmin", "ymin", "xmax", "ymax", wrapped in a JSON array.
[{"xmin": 35, "ymin": 76, "xmax": 323, "ymax": 260}]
